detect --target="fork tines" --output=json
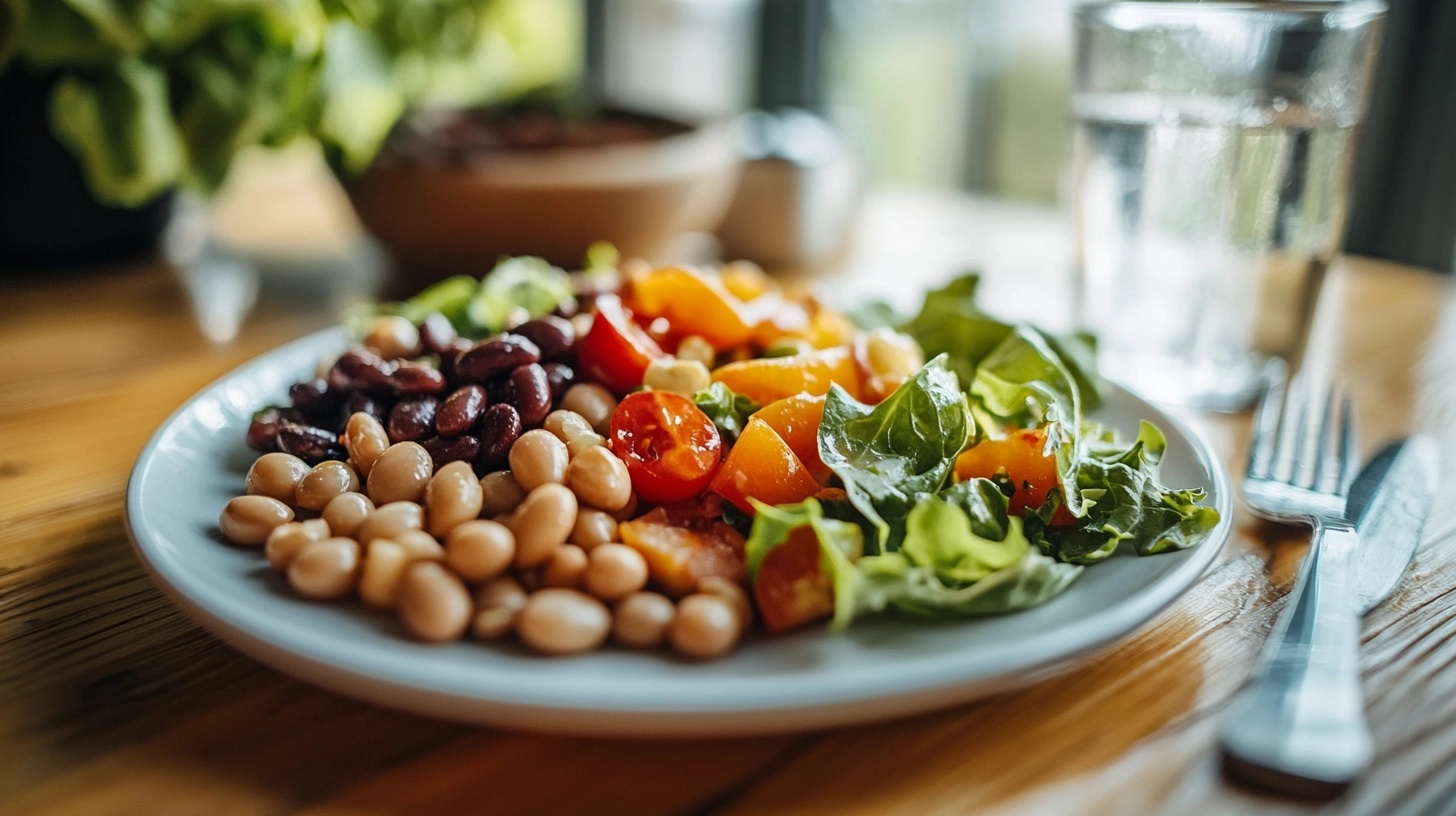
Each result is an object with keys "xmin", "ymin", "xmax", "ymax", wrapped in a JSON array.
[{"xmin": 1247, "ymin": 360, "xmax": 1358, "ymax": 497}]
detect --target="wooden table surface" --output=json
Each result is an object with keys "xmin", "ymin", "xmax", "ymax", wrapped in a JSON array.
[{"xmin": 3, "ymin": 192, "xmax": 1456, "ymax": 816}]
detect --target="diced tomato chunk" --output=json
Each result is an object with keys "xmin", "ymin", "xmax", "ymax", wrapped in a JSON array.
[
  {"xmin": 754, "ymin": 527, "xmax": 833, "ymax": 634},
  {"xmin": 619, "ymin": 507, "xmax": 747, "ymax": 597}
]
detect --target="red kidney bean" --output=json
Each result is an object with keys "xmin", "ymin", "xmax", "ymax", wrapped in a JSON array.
[
  {"xmin": 437, "ymin": 385, "xmax": 488, "ymax": 436},
  {"xmin": 513, "ymin": 316, "xmax": 576, "ymax": 363},
  {"xmin": 421, "ymin": 434, "xmax": 482, "ymax": 468},
  {"xmin": 436, "ymin": 339, "xmax": 472, "ymax": 385},
  {"xmin": 507, "ymin": 363, "xmax": 552, "ymax": 428},
  {"xmin": 289, "ymin": 379, "xmax": 341, "ymax": 422},
  {"xmin": 542, "ymin": 363, "xmax": 576, "ymax": 402},
  {"xmin": 389, "ymin": 362, "xmax": 447, "ymax": 394},
  {"xmin": 247, "ymin": 407, "xmax": 286, "ymax": 452},
  {"xmin": 325, "ymin": 362, "xmax": 353, "ymax": 392},
  {"xmin": 277, "ymin": 423, "xmax": 347, "ymax": 464},
  {"xmin": 455, "ymin": 334, "xmax": 540, "ymax": 383},
  {"xmin": 388, "ymin": 396, "xmax": 440, "ymax": 443},
  {"xmin": 344, "ymin": 392, "xmax": 392, "ymax": 427},
  {"xmin": 418, "ymin": 312, "xmax": 458, "ymax": 355},
  {"xmin": 478, "ymin": 403, "xmax": 522, "ymax": 470},
  {"xmin": 336, "ymin": 347, "xmax": 396, "ymax": 392}
]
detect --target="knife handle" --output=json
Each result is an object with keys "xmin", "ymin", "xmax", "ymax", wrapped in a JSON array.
[{"xmin": 1220, "ymin": 519, "xmax": 1372, "ymax": 798}]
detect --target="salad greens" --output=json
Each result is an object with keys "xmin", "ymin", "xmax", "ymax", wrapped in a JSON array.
[
  {"xmin": 693, "ymin": 383, "xmax": 760, "ymax": 445},
  {"xmin": 746, "ymin": 272, "xmax": 1220, "ymax": 625},
  {"xmin": 817, "ymin": 356, "xmax": 971, "ymax": 552},
  {"xmin": 2, "ymin": 0, "xmax": 579, "ymax": 206},
  {"xmin": 345, "ymin": 254, "xmax": 571, "ymax": 339}
]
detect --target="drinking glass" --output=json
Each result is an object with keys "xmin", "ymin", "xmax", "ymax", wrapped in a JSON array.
[{"xmin": 1069, "ymin": 1, "xmax": 1385, "ymax": 410}]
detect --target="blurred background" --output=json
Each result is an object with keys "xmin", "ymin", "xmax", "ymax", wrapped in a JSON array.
[{"xmin": 1, "ymin": 0, "xmax": 1452, "ymax": 284}]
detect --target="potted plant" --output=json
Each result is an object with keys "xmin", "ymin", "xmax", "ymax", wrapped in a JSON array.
[{"xmin": 0, "ymin": 0, "xmax": 579, "ymax": 267}]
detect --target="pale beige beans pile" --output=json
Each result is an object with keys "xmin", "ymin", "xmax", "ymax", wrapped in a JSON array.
[{"xmin": 221, "ymin": 403, "xmax": 750, "ymax": 659}]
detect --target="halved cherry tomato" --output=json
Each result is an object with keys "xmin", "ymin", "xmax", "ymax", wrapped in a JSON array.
[
  {"xmin": 751, "ymin": 394, "xmax": 830, "ymax": 483},
  {"xmin": 619, "ymin": 505, "xmax": 746, "ymax": 597},
  {"xmin": 709, "ymin": 418, "xmax": 821, "ymax": 514},
  {"xmin": 608, "ymin": 391, "xmax": 723, "ymax": 503},
  {"xmin": 754, "ymin": 527, "xmax": 833, "ymax": 634},
  {"xmin": 953, "ymin": 428, "xmax": 1074, "ymax": 524},
  {"xmin": 579, "ymin": 295, "xmax": 665, "ymax": 394}
]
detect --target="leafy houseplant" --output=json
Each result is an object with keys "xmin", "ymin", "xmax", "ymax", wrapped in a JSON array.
[{"xmin": 0, "ymin": 0, "xmax": 577, "ymax": 265}]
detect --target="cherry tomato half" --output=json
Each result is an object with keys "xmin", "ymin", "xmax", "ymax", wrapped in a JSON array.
[
  {"xmin": 579, "ymin": 295, "xmax": 665, "ymax": 394},
  {"xmin": 609, "ymin": 391, "xmax": 723, "ymax": 504}
]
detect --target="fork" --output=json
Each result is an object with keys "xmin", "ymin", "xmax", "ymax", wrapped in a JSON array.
[{"xmin": 1219, "ymin": 363, "xmax": 1368, "ymax": 798}]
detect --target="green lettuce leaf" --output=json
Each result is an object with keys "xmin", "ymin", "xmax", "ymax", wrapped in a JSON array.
[
  {"xmin": 900, "ymin": 274, "xmax": 1013, "ymax": 388},
  {"xmin": 900, "ymin": 273, "xmax": 1101, "ymax": 412},
  {"xmin": 1030, "ymin": 421, "xmax": 1220, "ymax": 564},
  {"xmin": 49, "ymin": 57, "xmax": 186, "ymax": 206},
  {"xmin": 343, "ymin": 256, "xmax": 573, "ymax": 340},
  {"xmin": 0, "ymin": 0, "xmax": 26, "ymax": 71},
  {"xmin": 817, "ymin": 355, "xmax": 972, "ymax": 552},
  {"xmin": 466, "ymin": 255, "xmax": 574, "ymax": 335},
  {"xmin": 902, "ymin": 479, "xmax": 1028, "ymax": 583},
  {"xmin": 854, "ymin": 549, "xmax": 1083, "ymax": 617},
  {"xmin": 694, "ymin": 382, "xmax": 760, "ymax": 445}
]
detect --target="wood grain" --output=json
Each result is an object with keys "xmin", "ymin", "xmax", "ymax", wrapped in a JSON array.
[{"xmin": 2, "ymin": 195, "xmax": 1454, "ymax": 816}]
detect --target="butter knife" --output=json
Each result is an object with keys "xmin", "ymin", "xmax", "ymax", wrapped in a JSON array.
[
  {"xmin": 1350, "ymin": 437, "xmax": 1439, "ymax": 615},
  {"xmin": 1222, "ymin": 436, "xmax": 1439, "ymax": 797}
]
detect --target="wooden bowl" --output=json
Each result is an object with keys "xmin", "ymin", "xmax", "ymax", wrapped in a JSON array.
[{"xmin": 342, "ymin": 111, "xmax": 741, "ymax": 279}]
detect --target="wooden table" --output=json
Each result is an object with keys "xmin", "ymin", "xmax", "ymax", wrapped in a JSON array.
[{"xmin": 3, "ymin": 192, "xmax": 1455, "ymax": 815}]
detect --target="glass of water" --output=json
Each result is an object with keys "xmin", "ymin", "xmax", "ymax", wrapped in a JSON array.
[{"xmin": 1069, "ymin": 1, "xmax": 1386, "ymax": 410}]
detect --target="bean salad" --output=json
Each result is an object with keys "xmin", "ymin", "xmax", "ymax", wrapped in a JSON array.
[{"xmin": 220, "ymin": 254, "xmax": 1222, "ymax": 659}]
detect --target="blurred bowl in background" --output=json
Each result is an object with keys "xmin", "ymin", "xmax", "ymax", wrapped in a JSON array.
[{"xmin": 341, "ymin": 108, "xmax": 741, "ymax": 280}]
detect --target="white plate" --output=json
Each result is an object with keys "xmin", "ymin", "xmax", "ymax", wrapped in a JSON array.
[{"xmin": 126, "ymin": 327, "xmax": 1232, "ymax": 737}]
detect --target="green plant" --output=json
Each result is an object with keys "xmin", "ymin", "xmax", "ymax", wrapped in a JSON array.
[{"xmin": 0, "ymin": 0, "xmax": 578, "ymax": 207}]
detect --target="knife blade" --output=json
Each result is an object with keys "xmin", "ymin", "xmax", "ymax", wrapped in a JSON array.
[{"xmin": 1346, "ymin": 436, "xmax": 1439, "ymax": 615}]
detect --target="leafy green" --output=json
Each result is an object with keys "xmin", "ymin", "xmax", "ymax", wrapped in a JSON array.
[
  {"xmin": 817, "ymin": 355, "xmax": 972, "ymax": 552},
  {"xmin": 0, "ymin": 0, "xmax": 22, "ymax": 72},
  {"xmin": 1031, "ymin": 421, "xmax": 1220, "ymax": 564},
  {"xmin": 853, "ymin": 550, "xmax": 1083, "ymax": 617},
  {"xmin": 693, "ymin": 382, "xmax": 760, "ymax": 445},
  {"xmin": 745, "ymin": 493, "xmax": 1079, "ymax": 627},
  {"xmin": 900, "ymin": 275, "xmax": 1014, "ymax": 387},
  {"xmin": 902, "ymin": 479, "xmax": 1028, "ymax": 583},
  {"xmin": 846, "ymin": 300, "xmax": 901, "ymax": 331},
  {"xmin": 466, "ymin": 255, "xmax": 573, "ymax": 335},
  {"xmin": 343, "ymin": 255, "xmax": 572, "ymax": 340},
  {"xmin": 8, "ymin": 0, "xmax": 581, "ymax": 206},
  {"xmin": 899, "ymin": 273, "xmax": 1101, "ymax": 412},
  {"xmin": 49, "ymin": 57, "xmax": 186, "ymax": 206}
]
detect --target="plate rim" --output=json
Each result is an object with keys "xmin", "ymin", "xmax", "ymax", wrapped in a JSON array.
[{"xmin": 124, "ymin": 327, "xmax": 1233, "ymax": 735}]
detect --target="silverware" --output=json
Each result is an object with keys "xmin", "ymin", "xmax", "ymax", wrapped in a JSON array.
[
  {"xmin": 1221, "ymin": 368, "xmax": 1366, "ymax": 798},
  {"xmin": 1350, "ymin": 437, "xmax": 1438, "ymax": 614}
]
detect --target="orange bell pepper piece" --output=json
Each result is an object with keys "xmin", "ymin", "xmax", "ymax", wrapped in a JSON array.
[
  {"xmin": 628, "ymin": 266, "xmax": 755, "ymax": 350},
  {"xmin": 709, "ymin": 418, "xmax": 822, "ymax": 514},
  {"xmin": 711, "ymin": 346, "xmax": 861, "ymax": 405},
  {"xmin": 752, "ymin": 393, "xmax": 830, "ymax": 483}
]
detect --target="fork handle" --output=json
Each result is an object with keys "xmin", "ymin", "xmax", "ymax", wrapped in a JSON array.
[{"xmin": 1220, "ymin": 519, "xmax": 1371, "ymax": 798}]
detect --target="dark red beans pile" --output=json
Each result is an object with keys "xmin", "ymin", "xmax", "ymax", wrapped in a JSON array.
[{"xmin": 248, "ymin": 314, "xmax": 582, "ymax": 474}]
